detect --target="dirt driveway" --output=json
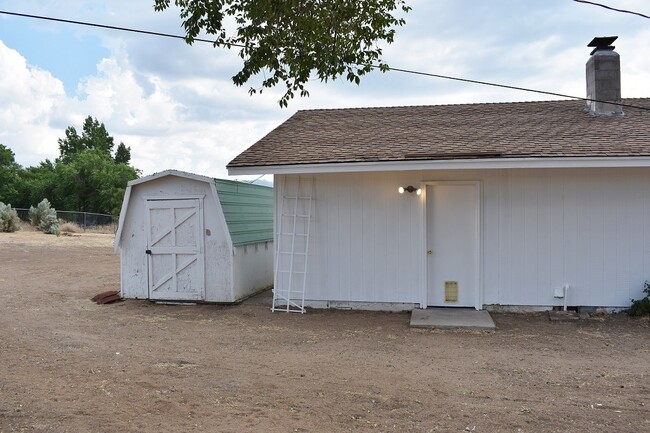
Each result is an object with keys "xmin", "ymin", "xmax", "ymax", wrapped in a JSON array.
[{"xmin": 0, "ymin": 230, "xmax": 648, "ymax": 433}]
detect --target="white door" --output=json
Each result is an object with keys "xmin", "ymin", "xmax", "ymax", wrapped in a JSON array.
[
  {"xmin": 426, "ymin": 183, "xmax": 479, "ymax": 308},
  {"xmin": 146, "ymin": 199, "xmax": 204, "ymax": 301}
]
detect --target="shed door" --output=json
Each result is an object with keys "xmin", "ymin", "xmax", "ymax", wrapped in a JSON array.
[
  {"xmin": 146, "ymin": 199, "xmax": 204, "ymax": 301},
  {"xmin": 426, "ymin": 183, "xmax": 479, "ymax": 308}
]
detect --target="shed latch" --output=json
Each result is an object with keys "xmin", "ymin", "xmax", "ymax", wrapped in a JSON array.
[{"xmin": 145, "ymin": 249, "xmax": 152, "ymax": 255}]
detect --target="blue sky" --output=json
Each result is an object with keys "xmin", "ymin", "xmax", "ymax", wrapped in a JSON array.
[
  {"xmin": 0, "ymin": 0, "xmax": 649, "ymax": 179},
  {"xmin": 0, "ymin": 17, "xmax": 109, "ymax": 95}
]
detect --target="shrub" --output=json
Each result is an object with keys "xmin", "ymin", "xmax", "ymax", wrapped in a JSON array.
[
  {"xmin": 29, "ymin": 199, "xmax": 60, "ymax": 235},
  {"xmin": 629, "ymin": 281, "xmax": 650, "ymax": 317},
  {"xmin": 0, "ymin": 202, "xmax": 21, "ymax": 232}
]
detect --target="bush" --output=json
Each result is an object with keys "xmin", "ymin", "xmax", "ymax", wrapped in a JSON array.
[
  {"xmin": 0, "ymin": 202, "xmax": 21, "ymax": 232},
  {"xmin": 29, "ymin": 198, "xmax": 60, "ymax": 235},
  {"xmin": 629, "ymin": 281, "xmax": 650, "ymax": 317}
]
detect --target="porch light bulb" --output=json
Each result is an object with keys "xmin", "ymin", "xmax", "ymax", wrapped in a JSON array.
[
  {"xmin": 416, "ymin": 188, "xmax": 422, "ymax": 195},
  {"xmin": 398, "ymin": 186, "xmax": 405, "ymax": 194}
]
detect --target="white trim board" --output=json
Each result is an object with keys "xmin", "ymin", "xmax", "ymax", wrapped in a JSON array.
[{"xmin": 228, "ymin": 156, "xmax": 650, "ymax": 176}]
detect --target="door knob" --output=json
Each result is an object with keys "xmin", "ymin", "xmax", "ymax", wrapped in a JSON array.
[{"xmin": 427, "ymin": 249, "xmax": 432, "ymax": 255}]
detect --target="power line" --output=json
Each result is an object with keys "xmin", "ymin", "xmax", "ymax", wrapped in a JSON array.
[
  {"xmin": 1, "ymin": 9, "xmax": 649, "ymax": 112},
  {"xmin": 377, "ymin": 65, "xmax": 650, "ymax": 112},
  {"xmin": 0, "ymin": 10, "xmax": 246, "ymax": 48},
  {"xmin": 572, "ymin": 0, "xmax": 650, "ymax": 19}
]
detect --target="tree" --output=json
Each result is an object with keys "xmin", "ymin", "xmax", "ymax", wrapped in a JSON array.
[
  {"xmin": 153, "ymin": 0, "xmax": 410, "ymax": 106},
  {"xmin": 0, "ymin": 143, "xmax": 17, "ymax": 167},
  {"xmin": 0, "ymin": 144, "xmax": 23, "ymax": 206},
  {"xmin": 58, "ymin": 116, "xmax": 116, "ymax": 162},
  {"xmin": 96, "ymin": 159, "xmax": 140, "ymax": 216},
  {"xmin": 53, "ymin": 147, "xmax": 139, "ymax": 215},
  {"xmin": 1, "ymin": 120, "xmax": 138, "ymax": 216},
  {"xmin": 57, "ymin": 127, "xmax": 84, "ymax": 162},
  {"xmin": 16, "ymin": 160, "xmax": 57, "ymax": 209},
  {"xmin": 114, "ymin": 142, "xmax": 132, "ymax": 165},
  {"xmin": 51, "ymin": 116, "xmax": 139, "ymax": 214}
]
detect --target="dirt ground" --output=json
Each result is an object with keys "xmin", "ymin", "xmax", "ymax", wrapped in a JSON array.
[{"xmin": 0, "ymin": 230, "xmax": 648, "ymax": 433}]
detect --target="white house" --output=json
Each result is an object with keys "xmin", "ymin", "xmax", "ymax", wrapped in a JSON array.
[
  {"xmin": 227, "ymin": 37, "xmax": 650, "ymax": 311},
  {"xmin": 115, "ymin": 170, "xmax": 274, "ymax": 303}
]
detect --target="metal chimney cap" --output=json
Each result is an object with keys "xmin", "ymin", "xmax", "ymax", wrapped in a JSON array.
[{"xmin": 588, "ymin": 36, "xmax": 618, "ymax": 55}]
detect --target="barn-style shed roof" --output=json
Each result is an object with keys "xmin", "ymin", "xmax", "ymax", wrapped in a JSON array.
[{"xmin": 227, "ymin": 98, "xmax": 650, "ymax": 174}]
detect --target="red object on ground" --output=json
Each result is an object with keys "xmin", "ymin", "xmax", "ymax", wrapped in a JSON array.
[{"xmin": 91, "ymin": 290, "xmax": 121, "ymax": 304}]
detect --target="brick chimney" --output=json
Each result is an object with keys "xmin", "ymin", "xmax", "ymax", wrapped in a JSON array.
[{"xmin": 586, "ymin": 36, "xmax": 622, "ymax": 116}]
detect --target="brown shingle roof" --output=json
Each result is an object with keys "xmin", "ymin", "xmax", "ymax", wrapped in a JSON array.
[{"xmin": 227, "ymin": 98, "xmax": 650, "ymax": 168}]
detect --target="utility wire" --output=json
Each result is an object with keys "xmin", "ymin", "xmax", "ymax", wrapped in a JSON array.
[
  {"xmin": 572, "ymin": 0, "xmax": 650, "ymax": 20},
  {"xmin": 1, "ymin": 9, "xmax": 649, "ymax": 112},
  {"xmin": 0, "ymin": 10, "xmax": 247, "ymax": 48},
  {"xmin": 378, "ymin": 65, "xmax": 650, "ymax": 112}
]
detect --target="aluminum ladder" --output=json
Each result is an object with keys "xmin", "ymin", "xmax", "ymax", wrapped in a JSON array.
[{"xmin": 272, "ymin": 176, "xmax": 314, "ymax": 313}]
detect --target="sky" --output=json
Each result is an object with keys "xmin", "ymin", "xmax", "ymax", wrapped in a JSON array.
[{"xmin": 0, "ymin": 0, "xmax": 649, "ymax": 182}]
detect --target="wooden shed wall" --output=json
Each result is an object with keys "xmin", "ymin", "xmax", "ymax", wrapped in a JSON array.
[
  {"xmin": 119, "ymin": 176, "xmax": 233, "ymax": 301},
  {"xmin": 232, "ymin": 242, "xmax": 274, "ymax": 299},
  {"xmin": 276, "ymin": 167, "xmax": 650, "ymax": 308}
]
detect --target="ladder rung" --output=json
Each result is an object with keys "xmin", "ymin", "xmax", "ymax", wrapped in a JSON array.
[
  {"xmin": 273, "ymin": 297, "xmax": 305, "ymax": 303},
  {"xmin": 272, "ymin": 307, "xmax": 306, "ymax": 313}
]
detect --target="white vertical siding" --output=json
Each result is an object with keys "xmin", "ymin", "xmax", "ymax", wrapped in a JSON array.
[
  {"xmin": 232, "ymin": 242, "xmax": 274, "ymax": 300},
  {"xmin": 277, "ymin": 167, "xmax": 650, "ymax": 308},
  {"xmin": 277, "ymin": 172, "xmax": 422, "ymax": 305},
  {"xmin": 483, "ymin": 168, "xmax": 649, "ymax": 307}
]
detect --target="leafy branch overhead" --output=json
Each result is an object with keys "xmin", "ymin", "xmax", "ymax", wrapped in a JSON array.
[{"xmin": 153, "ymin": 0, "xmax": 410, "ymax": 106}]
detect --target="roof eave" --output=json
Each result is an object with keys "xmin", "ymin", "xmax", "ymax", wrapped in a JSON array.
[
  {"xmin": 227, "ymin": 156, "xmax": 650, "ymax": 175},
  {"xmin": 126, "ymin": 169, "xmax": 216, "ymax": 187}
]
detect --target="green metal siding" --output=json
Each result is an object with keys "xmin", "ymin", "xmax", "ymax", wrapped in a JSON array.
[{"xmin": 214, "ymin": 179, "xmax": 273, "ymax": 246}]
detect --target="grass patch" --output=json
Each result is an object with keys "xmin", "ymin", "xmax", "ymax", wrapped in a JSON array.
[{"xmin": 60, "ymin": 222, "xmax": 81, "ymax": 233}]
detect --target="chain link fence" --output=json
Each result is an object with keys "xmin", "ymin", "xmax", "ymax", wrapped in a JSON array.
[{"xmin": 15, "ymin": 208, "xmax": 115, "ymax": 232}]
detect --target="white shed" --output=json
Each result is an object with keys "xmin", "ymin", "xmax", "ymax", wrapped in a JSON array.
[{"xmin": 114, "ymin": 170, "xmax": 273, "ymax": 303}]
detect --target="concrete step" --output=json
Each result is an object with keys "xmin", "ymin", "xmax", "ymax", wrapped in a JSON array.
[{"xmin": 410, "ymin": 308, "xmax": 496, "ymax": 330}]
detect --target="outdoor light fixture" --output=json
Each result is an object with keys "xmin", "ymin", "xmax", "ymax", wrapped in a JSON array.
[{"xmin": 398, "ymin": 185, "xmax": 421, "ymax": 195}]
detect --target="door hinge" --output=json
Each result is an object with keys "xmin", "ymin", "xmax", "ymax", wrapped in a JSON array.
[{"xmin": 145, "ymin": 249, "xmax": 152, "ymax": 255}]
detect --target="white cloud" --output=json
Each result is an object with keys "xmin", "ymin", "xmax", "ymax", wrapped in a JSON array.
[
  {"xmin": 0, "ymin": 40, "xmax": 65, "ymax": 164},
  {"xmin": 621, "ymin": 28, "xmax": 650, "ymax": 97}
]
